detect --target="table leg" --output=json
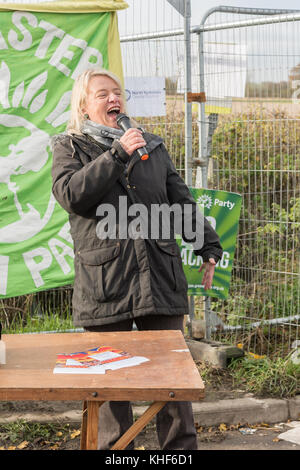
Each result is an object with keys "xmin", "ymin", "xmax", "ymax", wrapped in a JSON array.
[
  {"xmin": 80, "ymin": 400, "xmax": 105, "ymax": 450},
  {"xmin": 110, "ymin": 401, "xmax": 167, "ymax": 451},
  {"xmin": 80, "ymin": 401, "xmax": 88, "ymax": 450}
]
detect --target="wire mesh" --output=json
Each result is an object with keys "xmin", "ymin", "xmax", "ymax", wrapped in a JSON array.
[
  {"xmin": 118, "ymin": 5, "xmax": 300, "ymax": 356},
  {"xmin": 119, "ymin": 0, "xmax": 188, "ymax": 178},
  {"xmin": 197, "ymin": 10, "xmax": 300, "ymax": 356}
]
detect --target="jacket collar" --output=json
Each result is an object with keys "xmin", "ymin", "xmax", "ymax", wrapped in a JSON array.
[{"xmin": 69, "ymin": 131, "xmax": 164, "ymax": 174}]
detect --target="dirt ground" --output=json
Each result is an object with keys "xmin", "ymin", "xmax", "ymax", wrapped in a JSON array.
[
  {"xmin": 0, "ymin": 409, "xmax": 299, "ymax": 451},
  {"xmin": 0, "ymin": 364, "xmax": 299, "ymax": 451}
]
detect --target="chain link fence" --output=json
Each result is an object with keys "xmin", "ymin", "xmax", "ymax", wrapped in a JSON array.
[
  {"xmin": 118, "ymin": 4, "xmax": 300, "ymax": 356},
  {"xmin": 196, "ymin": 8, "xmax": 300, "ymax": 356}
]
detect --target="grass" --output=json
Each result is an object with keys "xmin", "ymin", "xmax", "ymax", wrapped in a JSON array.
[
  {"xmin": 196, "ymin": 351, "xmax": 300, "ymax": 399},
  {"xmin": 0, "ymin": 420, "xmax": 80, "ymax": 450},
  {"xmin": 228, "ymin": 356, "xmax": 300, "ymax": 398},
  {"xmin": 1, "ymin": 312, "xmax": 75, "ymax": 334},
  {"xmin": 0, "ymin": 420, "xmax": 69, "ymax": 444}
]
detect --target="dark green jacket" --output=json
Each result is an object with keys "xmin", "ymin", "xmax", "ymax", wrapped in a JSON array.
[{"xmin": 51, "ymin": 132, "xmax": 223, "ymax": 327}]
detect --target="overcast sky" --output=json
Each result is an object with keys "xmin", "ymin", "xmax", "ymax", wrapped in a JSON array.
[
  {"xmin": 118, "ymin": 0, "xmax": 300, "ymax": 33},
  {"xmin": 118, "ymin": 1, "xmax": 300, "ymax": 84},
  {"xmin": 191, "ymin": 0, "xmax": 300, "ymax": 23}
]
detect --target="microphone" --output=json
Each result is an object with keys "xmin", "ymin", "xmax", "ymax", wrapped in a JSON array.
[{"xmin": 116, "ymin": 113, "xmax": 149, "ymax": 161}]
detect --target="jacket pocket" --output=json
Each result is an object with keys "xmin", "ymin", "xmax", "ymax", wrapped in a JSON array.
[
  {"xmin": 76, "ymin": 243, "xmax": 123, "ymax": 302},
  {"xmin": 155, "ymin": 240, "xmax": 188, "ymax": 292}
]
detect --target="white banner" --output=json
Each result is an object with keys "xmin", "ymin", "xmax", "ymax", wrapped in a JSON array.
[
  {"xmin": 205, "ymin": 43, "xmax": 247, "ymax": 99},
  {"xmin": 177, "ymin": 42, "xmax": 247, "ymax": 100},
  {"xmin": 125, "ymin": 77, "xmax": 166, "ymax": 117}
]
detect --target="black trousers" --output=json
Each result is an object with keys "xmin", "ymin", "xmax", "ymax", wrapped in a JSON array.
[{"xmin": 85, "ymin": 314, "xmax": 198, "ymax": 450}]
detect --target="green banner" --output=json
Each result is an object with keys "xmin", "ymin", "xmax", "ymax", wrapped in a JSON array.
[
  {"xmin": 0, "ymin": 10, "xmax": 121, "ymax": 298},
  {"xmin": 0, "ymin": 0, "xmax": 128, "ymax": 13},
  {"xmin": 0, "ymin": 1, "xmax": 128, "ymax": 13},
  {"xmin": 178, "ymin": 188, "xmax": 242, "ymax": 299}
]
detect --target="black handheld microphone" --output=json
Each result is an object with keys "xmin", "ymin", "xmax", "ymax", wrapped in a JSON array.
[{"xmin": 116, "ymin": 113, "xmax": 149, "ymax": 161}]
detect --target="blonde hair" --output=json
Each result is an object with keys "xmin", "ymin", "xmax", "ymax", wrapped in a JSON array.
[{"xmin": 67, "ymin": 68, "xmax": 126, "ymax": 135}]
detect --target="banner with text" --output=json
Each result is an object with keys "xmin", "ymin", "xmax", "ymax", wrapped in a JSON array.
[
  {"xmin": 124, "ymin": 76, "xmax": 166, "ymax": 117},
  {"xmin": 0, "ymin": 8, "xmax": 123, "ymax": 298},
  {"xmin": 178, "ymin": 188, "xmax": 242, "ymax": 300}
]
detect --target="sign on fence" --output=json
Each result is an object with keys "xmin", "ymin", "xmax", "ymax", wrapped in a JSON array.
[
  {"xmin": 124, "ymin": 76, "xmax": 166, "ymax": 116},
  {"xmin": 0, "ymin": 3, "xmax": 125, "ymax": 298},
  {"xmin": 179, "ymin": 188, "xmax": 242, "ymax": 300}
]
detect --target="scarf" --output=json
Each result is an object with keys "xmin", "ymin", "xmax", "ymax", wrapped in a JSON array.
[{"xmin": 81, "ymin": 119, "xmax": 124, "ymax": 150}]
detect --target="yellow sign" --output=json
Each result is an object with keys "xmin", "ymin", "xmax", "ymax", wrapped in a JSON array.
[{"xmin": 205, "ymin": 105, "xmax": 231, "ymax": 115}]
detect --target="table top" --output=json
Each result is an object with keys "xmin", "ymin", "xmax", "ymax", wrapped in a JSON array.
[{"xmin": 0, "ymin": 330, "xmax": 205, "ymax": 402}]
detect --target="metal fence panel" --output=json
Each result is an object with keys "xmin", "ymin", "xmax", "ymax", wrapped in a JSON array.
[
  {"xmin": 119, "ymin": 0, "xmax": 188, "ymax": 177},
  {"xmin": 196, "ymin": 9, "xmax": 300, "ymax": 356}
]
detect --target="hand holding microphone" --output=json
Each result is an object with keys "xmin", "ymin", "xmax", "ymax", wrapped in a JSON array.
[{"xmin": 117, "ymin": 113, "xmax": 149, "ymax": 160}]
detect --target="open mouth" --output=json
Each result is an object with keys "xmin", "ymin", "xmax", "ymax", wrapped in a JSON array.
[{"xmin": 107, "ymin": 107, "xmax": 120, "ymax": 118}]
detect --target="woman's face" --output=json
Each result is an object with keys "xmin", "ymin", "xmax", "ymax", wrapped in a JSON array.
[{"xmin": 82, "ymin": 75, "xmax": 125, "ymax": 129}]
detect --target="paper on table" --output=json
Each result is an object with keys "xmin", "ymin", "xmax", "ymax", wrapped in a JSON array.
[
  {"xmin": 53, "ymin": 345, "xmax": 149, "ymax": 374},
  {"xmin": 102, "ymin": 356, "xmax": 149, "ymax": 370},
  {"xmin": 54, "ymin": 363, "xmax": 106, "ymax": 374}
]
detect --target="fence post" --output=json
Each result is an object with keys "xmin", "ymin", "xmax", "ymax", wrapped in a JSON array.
[
  {"xmin": 183, "ymin": 0, "xmax": 195, "ymax": 323},
  {"xmin": 196, "ymin": 10, "xmax": 211, "ymax": 338},
  {"xmin": 183, "ymin": 0, "xmax": 192, "ymax": 187}
]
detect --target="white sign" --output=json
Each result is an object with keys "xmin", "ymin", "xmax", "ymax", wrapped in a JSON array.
[
  {"xmin": 205, "ymin": 43, "xmax": 247, "ymax": 99},
  {"xmin": 124, "ymin": 77, "xmax": 166, "ymax": 117},
  {"xmin": 177, "ymin": 42, "xmax": 247, "ymax": 100}
]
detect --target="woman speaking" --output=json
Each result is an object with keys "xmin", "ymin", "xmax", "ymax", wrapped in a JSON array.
[{"xmin": 51, "ymin": 67, "xmax": 223, "ymax": 450}]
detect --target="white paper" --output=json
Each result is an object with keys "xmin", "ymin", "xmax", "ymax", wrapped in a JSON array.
[
  {"xmin": 53, "ymin": 346, "xmax": 149, "ymax": 375},
  {"xmin": 53, "ymin": 357, "xmax": 149, "ymax": 374},
  {"xmin": 91, "ymin": 351, "xmax": 122, "ymax": 361},
  {"xmin": 66, "ymin": 359, "xmax": 84, "ymax": 366},
  {"xmin": 204, "ymin": 43, "xmax": 247, "ymax": 99},
  {"xmin": 102, "ymin": 356, "xmax": 149, "ymax": 370},
  {"xmin": 177, "ymin": 42, "xmax": 247, "ymax": 100},
  {"xmin": 54, "ymin": 364, "xmax": 106, "ymax": 374},
  {"xmin": 278, "ymin": 426, "xmax": 300, "ymax": 446}
]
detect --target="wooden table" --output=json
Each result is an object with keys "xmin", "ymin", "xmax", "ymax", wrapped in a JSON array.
[{"xmin": 0, "ymin": 330, "xmax": 205, "ymax": 450}]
